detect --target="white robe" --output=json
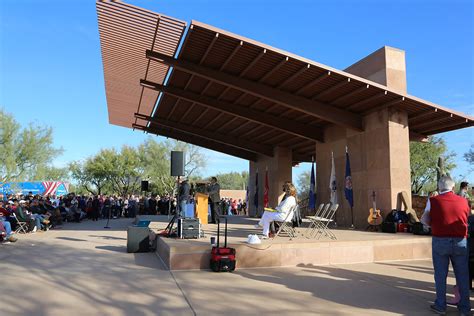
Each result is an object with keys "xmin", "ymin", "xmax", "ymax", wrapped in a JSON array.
[{"xmin": 258, "ymin": 196, "xmax": 296, "ymax": 236}]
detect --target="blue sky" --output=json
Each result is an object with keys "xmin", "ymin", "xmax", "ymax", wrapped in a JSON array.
[{"xmin": 0, "ymin": 0, "xmax": 473, "ymax": 184}]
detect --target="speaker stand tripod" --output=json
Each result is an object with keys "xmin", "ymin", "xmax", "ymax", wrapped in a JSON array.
[{"xmin": 165, "ymin": 175, "xmax": 182, "ymax": 237}]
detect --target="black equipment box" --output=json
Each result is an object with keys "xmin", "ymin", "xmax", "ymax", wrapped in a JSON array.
[
  {"xmin": 381, "ymin": 222, "xmax": 397, "ymax": 234},
  {"xmin": 210, "ymin": 216, "xmax": 236, "ymax": 272},
  {"xmin": 412, "ymin": 222, "xmax": 431, "ymax": 235},
  {"xmin": 127, "ymin": 226, "xmax": 150, "ymax": 253},
  {"xmin": 177, "ymin": 218, "xmax": 200, "ymax": 239}
]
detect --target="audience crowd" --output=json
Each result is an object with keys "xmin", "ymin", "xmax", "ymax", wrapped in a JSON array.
[{"xmin": 0, "ymin": 191, "xmax": 247, "ymax": 244}]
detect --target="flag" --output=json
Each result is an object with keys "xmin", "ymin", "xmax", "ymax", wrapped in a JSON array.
[
  {"xmin": 253, "ymin": 169, "xmax": 259, "ymax": 210},
  {"xmin": 329, "ymin": 152, "xmax": 338, "ymax": 205},
  {"xmin": 308, "ymin": 160, "xmax": 316, "ymax": 209},
  {"xmin": 344, "ymin": 148, "xmax": 354, "ymax": 208},
  {"xmin": 263, "ymin": 168, "xmax": 269, "ymax": 207}
]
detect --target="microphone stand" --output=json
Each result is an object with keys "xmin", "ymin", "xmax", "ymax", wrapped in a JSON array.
[{"xmin": 104, "ymin": 204, "xmax": 111, "ymax": 229}]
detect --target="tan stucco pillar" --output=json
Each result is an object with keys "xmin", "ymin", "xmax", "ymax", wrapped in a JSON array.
[
  {"xmin": 345, "ymin": 46, "xmax": 407, "ymax": 94},
  {"xmin": 315, "ymin": 108, "xmax": 411, "ymax": 228},
  {"xmin": 248, "ymin": 147, "xmax": 292, "ymax": 217},
  {"xmin": 315, "ymin": 45, "xmax": 410, "ymax": 227}
]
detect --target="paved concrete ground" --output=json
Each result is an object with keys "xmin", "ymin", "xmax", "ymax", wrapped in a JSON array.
[{"xmin": 1, "ymin": 218, "xmax": 472, "ymax": 316}]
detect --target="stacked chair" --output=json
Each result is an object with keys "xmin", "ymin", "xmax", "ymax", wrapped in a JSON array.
[{"xmin": 306, "ymin": 203, "xmax": 339, "ymax": 240}]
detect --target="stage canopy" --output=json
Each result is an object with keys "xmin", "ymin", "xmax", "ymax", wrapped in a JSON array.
[{"xmin": 97, "ymin": 0, "xmax": 473, "ymax": 163}]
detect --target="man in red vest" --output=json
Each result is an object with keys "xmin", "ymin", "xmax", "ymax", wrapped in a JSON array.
[{"xmin": 421, "ymin": 176, "xmax": 471, "ymax": 315}]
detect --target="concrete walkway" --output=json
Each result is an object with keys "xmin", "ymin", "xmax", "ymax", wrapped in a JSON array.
[{"xmin": 1, "ymin": 218, "xmax": 471, "ymax": 316}]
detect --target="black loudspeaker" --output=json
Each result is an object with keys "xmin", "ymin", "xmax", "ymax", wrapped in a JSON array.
[
  {"xmin": 141, "ymin": 180, "xmax": 149, "ymax": 191},
  {"xmin": 171, "ymin": 151, "xmax": 185, "ymax": 176}
]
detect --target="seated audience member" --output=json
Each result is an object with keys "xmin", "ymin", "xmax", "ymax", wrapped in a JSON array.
[
  {"xmin": 254, "ymin": 182, "xmax": 297, "ymax": 239},
  {"xmin": 17, "ymin": 200, "xmax": 45, "ymax": 232},
  {"xmin": 0, "ymin": 208, "xmax": 17, "ymax": 242},
  {"xmin": 29, "ymin": 199, "xmax": 51, "ymax": 230}
]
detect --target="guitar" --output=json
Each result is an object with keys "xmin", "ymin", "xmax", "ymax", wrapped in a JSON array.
[{"xmin": 367, "ymin": 191, "xmax": 383, "ymax": 226}]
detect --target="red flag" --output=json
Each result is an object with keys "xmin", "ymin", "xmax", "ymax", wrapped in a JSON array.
[{"xmin": 263, "ymin": 168, "xmax": 269, "ymax": 207}]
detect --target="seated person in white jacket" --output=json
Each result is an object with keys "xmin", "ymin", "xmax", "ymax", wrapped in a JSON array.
[{"xmin": 255, "ymin": 182, "xmax": 297, "ymax": 238}]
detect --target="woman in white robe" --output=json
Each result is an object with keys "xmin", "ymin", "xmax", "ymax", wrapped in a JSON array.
[{"xmin": 255, "ymin": 183, "xmax": 297, "ymax": 238}]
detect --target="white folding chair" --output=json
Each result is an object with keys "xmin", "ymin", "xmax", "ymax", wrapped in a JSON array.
[
  {"xmin": 12, "ymin": 213, "xmax": 30, "ymax": 234},
  {"xmin": 273, "ymin": 205, "xmax": 298, "ymax": 239},
  {"xmin": 315, "ymin": 204, "xmax": 339, "ymax": 240},
  {"xmin": 306, "ymin": 203, "xmax": 330, "ymax": 238}
]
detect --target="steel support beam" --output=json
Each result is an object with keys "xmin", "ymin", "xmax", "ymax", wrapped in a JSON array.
[
  {"xmin": 140, "ymin": 79, "xmax": 324, "ymax": 142},
  {"xmin": 146, "ymin": 50, "xmax": 363, "ymax": 131},
  {"xmin": 133, "ymin": 124, "xmax": 257, "ymax": 161},
  {"xmin": 135, "ymin": 113, "xmax": 274, "ymax": 157}
]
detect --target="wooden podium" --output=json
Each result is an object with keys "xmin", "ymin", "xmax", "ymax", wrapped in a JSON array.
[{"xmin": 194, "ymin": 192, "xmax": 209, "ymax": 225}]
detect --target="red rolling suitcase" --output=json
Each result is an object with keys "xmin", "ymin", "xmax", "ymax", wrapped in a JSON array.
[{"xmin": 210, "ymin": 216, "xmax": 236, "ymax": 272}]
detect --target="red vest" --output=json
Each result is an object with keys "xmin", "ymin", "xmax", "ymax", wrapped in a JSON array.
[{"xmin": 430, "ymin": 192, "xmax": 469, "ymax": 238}]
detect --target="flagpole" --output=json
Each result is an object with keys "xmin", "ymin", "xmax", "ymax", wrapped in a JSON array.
[
  {"xmin": 331, "ymin": 151, "xmax": 337, "ymax": 228},
  {"xmin": 346, "ymin": 146, "xmax": 355, "ymax": 229}
]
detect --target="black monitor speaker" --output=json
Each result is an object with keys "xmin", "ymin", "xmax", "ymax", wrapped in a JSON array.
[
  {"xmin": 141, "ymin": 180, "xmax": 149, "ymax": 192},
  {"xmin": 171, "ymin": 151, "xmax": 185, "ymax": 176}
]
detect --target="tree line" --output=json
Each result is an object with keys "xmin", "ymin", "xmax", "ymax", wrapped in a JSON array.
[
  {"xmin": 0, "ymin": 109, "xmax": 248, "ymax": 196},
  {"xmin": 1, "ymin": 109, "xmax": 472, "ymax": 197}
]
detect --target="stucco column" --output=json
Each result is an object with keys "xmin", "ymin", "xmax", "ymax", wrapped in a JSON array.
[
  {"xmin": 316, "ymin": 108, "xmax": 411, "ymax": 228},
  {"xmin": 248, "ymin": 147, "xmax": 292, "ymax": 217}
]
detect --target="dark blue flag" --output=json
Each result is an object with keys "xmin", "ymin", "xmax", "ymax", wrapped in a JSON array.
[
  {"xmin": 344, "ymin": 150, "xmax": 354, "ymax": 208},
  {"xmin": 309, "ymin": 161, "xmax": 316, "ymax": 209}
]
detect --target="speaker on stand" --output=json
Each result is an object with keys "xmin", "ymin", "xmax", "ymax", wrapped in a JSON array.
[
  {"xmin": 165, "ymin": 151, "xmax": 185, "ymax": 237},
  {"xmin": 141, "ymin": 180, "xmax": 149, "ymax": 192}
]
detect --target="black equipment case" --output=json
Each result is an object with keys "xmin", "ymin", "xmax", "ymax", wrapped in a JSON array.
[
  {"xmin": 210, "ymin": 216, "xmax": 236, "ymax": 272},
  {"xmin": 381, "ymin": 222, "xmax": 397, "ymax": 234},
  {"xmin": 177, "ymin": 218, "xmax": 200, "ymax": 239}
]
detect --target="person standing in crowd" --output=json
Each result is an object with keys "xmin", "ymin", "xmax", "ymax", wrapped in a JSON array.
[
  {"xmin": 207, "ymin": 177, "xmax": 221, "ymax": 224},
  {"xmin": 157, "ymin": 195, "xmax": 168, "ymax": 215},
  {"xmin": 91, "ymin": 196, "xmax": 100, "ymax": 221},
  {"xmin": 421, "ymin": 176, "xmax": 471, "ymax": 315},
  {"xmin": 178, "ymin": 178, "xmax": 190, "ymax": 217},
  {"xmin": 458, "ymin": 182, "xmax": 470, "ymax": 199},
  {"xmin": 149, "ymin": 195, "xmax": 157, "ymax": 215}
]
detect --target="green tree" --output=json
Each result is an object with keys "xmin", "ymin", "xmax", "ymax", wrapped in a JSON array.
[
  {"xmin": 31, "ymin": 165, "xmax": 70, "ymax": 181},
  {"xmin": 296, "ymin": 170, "xmax": 311, "ymax": 200},
  {"xmin": 215, "ymin": 171, "xmax": 249, "ymax": 190},
  {"xmin": 464, "ymin": 144, "xmax": 474, "ymax": 172},
  {"xmin": 69, "ymin": 151, "xmax": 111, "ymax": 195},
  {"xmin": 138, "ymin": 138, "xmax": 206, "ymax": 195},
  {"xmin": 0, "ymin": 109, "xmax": 62, "ymax": 184},
  {"xmin": 107, "ymin": 146, "xmax": 142, "ymax": 196},
  {"xmin": 410, "ymin": 136, "xmax": 456, "ymax": 194}
]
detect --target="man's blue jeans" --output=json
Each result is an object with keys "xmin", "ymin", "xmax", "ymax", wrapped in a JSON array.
[
  {"xmin": 0, "ymin": 219, "xmax": 13, "ymax": 237},
  {"xmin": 179, "ymin": 200, "xmax": 186, "ymax": 217},
  {"xmin": 432, "ymin": 237, "xmax": 471, "ymax": 314}
]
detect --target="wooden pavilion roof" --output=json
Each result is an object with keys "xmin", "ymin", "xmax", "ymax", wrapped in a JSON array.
[{"xmin": 97, "ymin": 1, "xmax": 474, "ymax": 163}]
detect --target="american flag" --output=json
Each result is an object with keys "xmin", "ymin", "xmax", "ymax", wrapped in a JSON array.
[{"xmin": 42, "ymin": 181, "xmax": 62, "ymax": 196}]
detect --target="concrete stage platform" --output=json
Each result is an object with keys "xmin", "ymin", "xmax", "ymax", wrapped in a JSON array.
[{"xmin": 137, "ymin": 215, "xmax": 432, "ymax": 271}]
